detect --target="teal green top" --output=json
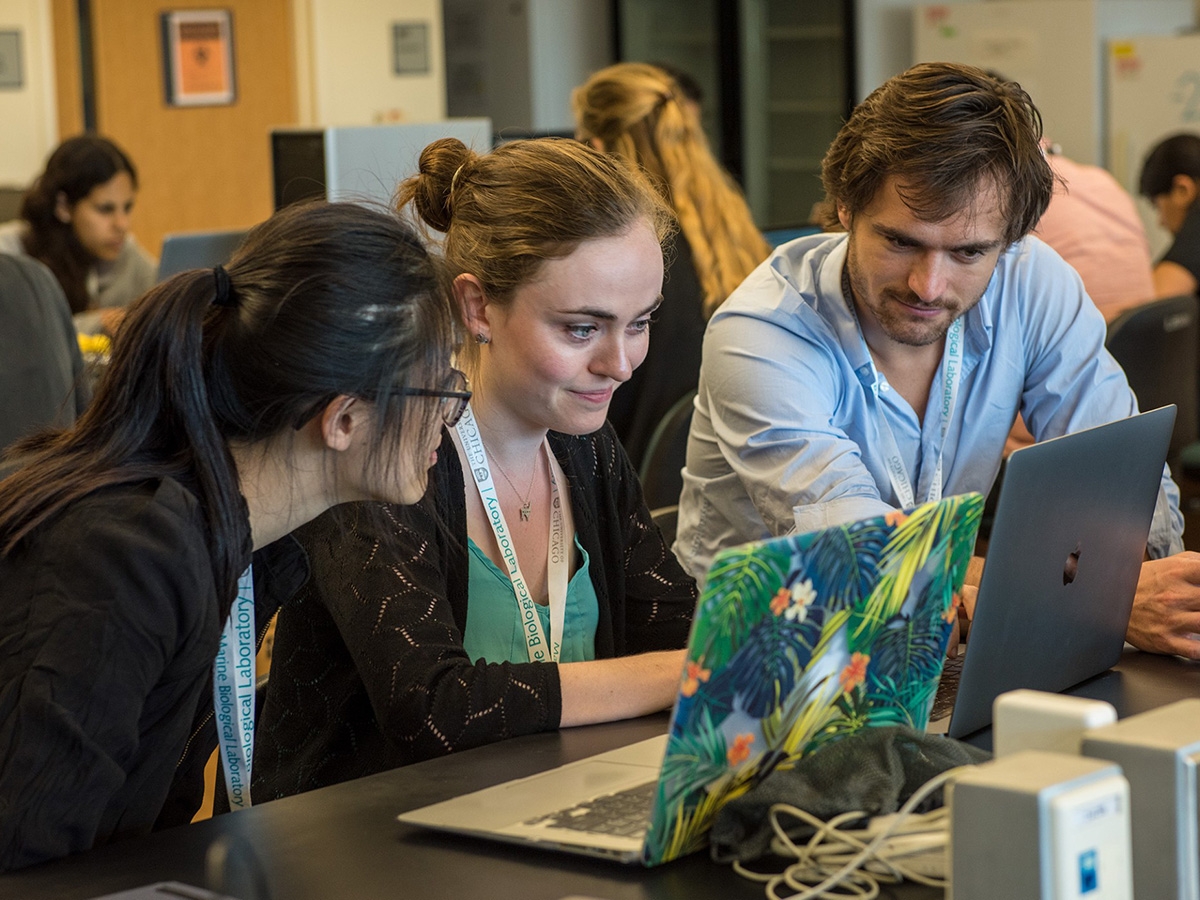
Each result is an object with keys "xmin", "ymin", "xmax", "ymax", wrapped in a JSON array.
[{"xmin": 462, "ymin": 536, "xmax": 599, "ymax": 664}]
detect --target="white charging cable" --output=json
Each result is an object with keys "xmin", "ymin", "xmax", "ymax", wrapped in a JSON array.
[{"xmin": 732, "ymin": 766, "xmax": 971, "ymax": 900}]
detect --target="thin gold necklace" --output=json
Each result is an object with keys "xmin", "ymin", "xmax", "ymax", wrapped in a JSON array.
[{"xmin": 488, "ymin": 443, "xmax": 541, "ymax": 522}]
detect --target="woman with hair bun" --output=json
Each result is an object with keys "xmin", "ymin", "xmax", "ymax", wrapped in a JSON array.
[
  {"xmin": 0, "ymin": 134, "xmax": 157, "ymax": 333},
  {"xmin": 572, "ymin": 62, "xmax": 771, "ymax": 466},
  {"xmin": 253, "ymin": 137, "xmax": 698, "ymax": 800},
  {"xmin": 0, "ymin": 201, "xmax": 459, "ymax": 870}
]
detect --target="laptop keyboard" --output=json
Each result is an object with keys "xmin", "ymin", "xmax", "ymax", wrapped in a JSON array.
[
  {"xmin": 930, "ymin": 652, "xmax": 965, "ymax": 722},
  {"xmin": 522, "ymin": 781, "xmax": 655, "ymax": 838}
]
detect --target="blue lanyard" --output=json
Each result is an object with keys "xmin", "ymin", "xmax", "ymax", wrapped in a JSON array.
[{"xmin": 214, "ymin": 566, "xmax": 255, "ymax": 809}]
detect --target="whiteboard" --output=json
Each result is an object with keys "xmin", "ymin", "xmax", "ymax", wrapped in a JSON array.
[
  {"xmin": 1107, "ymin": 33, "xmax": 1200, "ymax": 259},
  {"xmin": 913, "ymin": 0, "xmax": 1195, "ymax": 167},
  {"xmin": 915, "ymin": 1, "xmax": 1099, "ymax": 163}
]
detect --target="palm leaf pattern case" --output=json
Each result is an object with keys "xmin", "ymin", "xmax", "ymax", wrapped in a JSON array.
[{"xmin": 644, "ymin": 492, "xmax": 984, "ymax": 864}]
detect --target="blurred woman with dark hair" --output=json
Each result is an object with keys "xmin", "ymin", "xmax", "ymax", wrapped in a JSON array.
[{"xmin": 0, "ymin": 134, "xmax": 156, "ymax": 332}]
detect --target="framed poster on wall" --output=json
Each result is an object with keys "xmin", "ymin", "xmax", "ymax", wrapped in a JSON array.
[
  {"xmin": 161, "ymin": 9, "xmax": 235, "ymax": 106},
  {"xmin": 0, "ymin": 30, "xmax": 22, "ymax": 89}
]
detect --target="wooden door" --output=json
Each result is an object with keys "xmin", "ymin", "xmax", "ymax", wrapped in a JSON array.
[{"xmin": 51, "ymin": 0, "xmax": 297, "ymax": 255}]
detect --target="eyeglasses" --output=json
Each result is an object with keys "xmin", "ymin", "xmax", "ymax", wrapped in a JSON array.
[
  {"xmin": 291, "ymin": 369, "xmax": 471, "ymax": 431},
  {"xmin": 399, "ymin": 368, "xmax": 472, "ymax": 427}
]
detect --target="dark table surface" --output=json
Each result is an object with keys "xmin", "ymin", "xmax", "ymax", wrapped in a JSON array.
[{"xmin": 3, "ymin": 650, "xmax": 1198, "ymax": 900}]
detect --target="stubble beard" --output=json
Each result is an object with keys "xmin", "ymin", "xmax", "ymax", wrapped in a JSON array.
[{"xmin": 845, "ymin": 239, "xmax": 968, "ymax": 349}]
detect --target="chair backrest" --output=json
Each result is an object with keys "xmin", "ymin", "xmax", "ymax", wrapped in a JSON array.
[
  {"xmin": 1105, "ymin": 293, "xmax": 1200, "ymax": 464},
  {"xmin": 649, "ymin": 505, "xmax": 678, "ymax": 547},
  {"xmin": 0, "ymin": 255, "xmax": 87, "ymax": 451},
  {"xmin": 637, "ymin": 389, "xmax": 696, "ymax": 511}
]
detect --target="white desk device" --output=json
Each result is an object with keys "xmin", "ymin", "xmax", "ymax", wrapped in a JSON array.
[
  {"xmin": 949, "ymin": 750, "xmax": 1132, "ymax": 900},
  {"xmin": 993, "ymin": 690, "xmax": 1118, "ymax": 757},
  {"xmin": 1082, "ymin": 699, "xmax": 1200, "ymax": 900}
]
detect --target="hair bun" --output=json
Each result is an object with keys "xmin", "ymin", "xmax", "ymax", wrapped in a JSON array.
[{"xmin": 399, "ymin": 137, "xmax": 476, "ymax": 233}]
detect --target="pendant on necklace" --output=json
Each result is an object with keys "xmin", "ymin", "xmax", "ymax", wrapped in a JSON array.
[{"xmin": 520, "ymin": 501, "xmax": 532, "ymax": 522}]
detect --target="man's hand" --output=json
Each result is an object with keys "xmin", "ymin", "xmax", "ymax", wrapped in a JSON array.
[{"xmin": 1128, "ymin": 553, "xmax": 1200, "ymax": 659}]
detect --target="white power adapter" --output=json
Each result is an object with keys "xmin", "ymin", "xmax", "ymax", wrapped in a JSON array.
[
  {"xmin": 949, "ymin": 750, "xmax": 1132, "ymax": 899},
  {"xmin": 993, "ymin": 689, "xmax": 1118, "ymax": 757},
  {"xmin": 1082, "ymin": 698, "xmax": 1200, "ymax": 900}
]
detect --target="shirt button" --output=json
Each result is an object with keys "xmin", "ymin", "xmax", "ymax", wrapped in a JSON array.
[{"xmin": 880, "ymin": 383, "xmax": 890, "ymax": 392}]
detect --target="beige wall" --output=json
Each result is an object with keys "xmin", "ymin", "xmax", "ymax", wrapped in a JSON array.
[
  {"xmin": 0, "ymin": 0, "xmax": 57, "ymax": 186},
  {"xmin": 55, "ymin": 0, "xmax": 298, "ymax": 255},
  {"xmin": 297, "ymin": 0, "xmax": 446, "ymax": 126}
]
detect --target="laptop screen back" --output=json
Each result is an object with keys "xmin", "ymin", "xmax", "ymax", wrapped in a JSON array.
[{"xmin": 947, "ymin": 406, "xmax": 1175, "ymax": 738}]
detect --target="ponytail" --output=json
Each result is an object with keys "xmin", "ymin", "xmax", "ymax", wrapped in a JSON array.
[
  {"xmin": 0, "ymin": 201, "xmax": 456, "ymax": 604},
  {"xmin": 0, "ymin": 269, "xmax": 245, "ymax": 595}
]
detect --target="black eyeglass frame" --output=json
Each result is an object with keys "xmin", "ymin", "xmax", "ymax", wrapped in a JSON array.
[
  {"xmin": 292, "ymin": 369, "xmax": 472, "ymax": 431},
  {"xmin": 400, "ymin": 369, "xmax": 472, "ymax": 427}
]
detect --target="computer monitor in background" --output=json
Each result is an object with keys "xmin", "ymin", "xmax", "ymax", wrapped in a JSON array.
[
  {"xmin": 270, "ymin": 120, "xmax": 493, "ymax": 212},
  {"xmin": 271, "ymin": 130, "xmax": 327, "ymax": 211}
]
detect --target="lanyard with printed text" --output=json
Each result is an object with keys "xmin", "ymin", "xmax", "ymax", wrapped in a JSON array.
[
  {"xmin": 213, "ymin": 565, "xmax": 255, "ymax": 809},
  {"xmin": 457, "ymin": 405, "xmax": 568, "ymax": 662},
  {"xmin": 864, "ymin": 317, "xmax": 964, "ymax": 509}
]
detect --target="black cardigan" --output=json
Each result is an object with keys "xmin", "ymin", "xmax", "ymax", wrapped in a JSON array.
[
  {"xmin": 0, "ymin": 478, "xmax": 247, "ymax": 871},
  {"xmin": 254, "ymin": 423, "xmax": 697, "ymax": 800}
]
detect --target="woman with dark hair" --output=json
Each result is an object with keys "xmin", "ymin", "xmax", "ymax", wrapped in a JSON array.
[
  {"xmin": 0, "ymin": 201, "xmax": 460, "ymax": 870},
  {"xmin": 0, "ymin": 134, "xmax": 157, "ymax": 332},
  {"xmin": 1139, "ymin": 132, "xmax": 1200, "ymax": 298},
  {"xmin": 252, "ymin": 138, "xmax": 698, "ymax": 801}
]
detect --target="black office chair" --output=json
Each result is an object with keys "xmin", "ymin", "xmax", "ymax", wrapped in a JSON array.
[
  {"xmin": 637, "ymin": 390, "xmax": 696, "ymax": 511},
  {"xmin": 1105, "ymin": 294, "xmax": 1200, "ymax": 469}
]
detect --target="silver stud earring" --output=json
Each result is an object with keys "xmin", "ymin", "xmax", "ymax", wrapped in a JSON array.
[{"xmin": 475, "ymin": 333, "xmax": 490, "ymax": 345}]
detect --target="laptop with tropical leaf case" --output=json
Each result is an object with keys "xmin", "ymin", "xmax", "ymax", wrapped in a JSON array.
[
  {"xmin": 644, "ymin": 491, "xmax": 983, "ymax": 863},
  {"xmin": 397, "ymin": 492, "xmax": 983, "ymax": 866}
]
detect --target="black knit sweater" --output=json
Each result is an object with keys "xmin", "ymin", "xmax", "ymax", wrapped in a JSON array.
[{"xmin": 253, "ymin": 423, "xmax": 697, "ymax": 800}]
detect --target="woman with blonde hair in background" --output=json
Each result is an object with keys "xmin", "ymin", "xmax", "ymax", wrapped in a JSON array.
[{"xmin": 573, "ymin": 61, "xmax": 771, "ymax": 468}]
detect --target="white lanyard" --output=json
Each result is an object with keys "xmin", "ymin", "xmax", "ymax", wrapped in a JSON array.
[
  {"xmin": 213, "ymin": 565, "xmax": 255, "ymax": 809},
  {"xmin": 867, "ymin": 317, "xmax": 964, "ymax": 509},
  {"xmin": 457, "ymin": 406, "xmax": 569, "ymax": 662}
]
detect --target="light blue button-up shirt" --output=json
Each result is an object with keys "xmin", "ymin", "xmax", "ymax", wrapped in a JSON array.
[{"xmin": 675, "ymin": 232, "xmax": 1184, "ymax": 584}]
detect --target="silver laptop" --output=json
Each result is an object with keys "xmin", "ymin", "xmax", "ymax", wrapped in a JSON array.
[
  {"xmin": 399, "ymin": 494, "xmax": 985, "ymax": 865},
  {"xmin": 157, "ymin": 229, "xmax": 248, "ymax": 281},
  {"xmin": 933, "ymin": 405, "xmax": 1175, "ymax": 738}
]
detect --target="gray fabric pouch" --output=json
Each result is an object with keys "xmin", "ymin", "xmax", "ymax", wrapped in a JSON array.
[{"xmin": 709, "ymin": 725, "xmax": 990, "ymax": 863}]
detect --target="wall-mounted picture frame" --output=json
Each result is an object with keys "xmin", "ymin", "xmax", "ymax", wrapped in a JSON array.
[
  {"xmin": 161, "ymin": 9, "xmax": 235, "ymax": 106},
  {"xmin": 392, "ymin": 22, "xmax": 429, "ymax": 76},
  {"xmin": 0, "ymin": 30, "xmax": 22, "ymax": 90}
]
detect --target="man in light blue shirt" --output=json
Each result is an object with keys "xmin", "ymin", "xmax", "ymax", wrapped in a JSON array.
[{"xmin": 676, "ymin": 62, "xmax": 1200, "ymax": 659}]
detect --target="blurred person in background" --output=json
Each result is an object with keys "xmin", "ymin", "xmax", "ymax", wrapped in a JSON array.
[
  {"xmin": 0, "ymin": 134, "xmax": 156, "ymax": 334},
  {"xmin": 1139, "ymin": 132, "xmax": 1200, "ymax": 299}
]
